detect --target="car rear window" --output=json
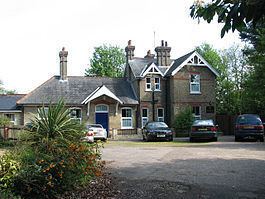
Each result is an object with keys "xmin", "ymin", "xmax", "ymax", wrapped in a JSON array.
[
  {"xmin": 87, "ymin": 124, "xmax": 103, "ymax": 129},
  {"xmin": 193, "ymin": 120, "xmax": 214, "ymax": 126},
  {"xmin": 236, "ymin": 115, "xmax": 262, "ymax": 125}
]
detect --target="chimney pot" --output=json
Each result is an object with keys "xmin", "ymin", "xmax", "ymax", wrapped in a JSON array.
[
  {"xmin": 165, "ymin": 41, "xmax": 168, "ymax": 47},
  {"xmin": 161, "ymin": 40, "xmax": 164, "ymax": 47},
  {"xmin": 128, "ymin": 40, "xmax": 132, "ymax": 46}
]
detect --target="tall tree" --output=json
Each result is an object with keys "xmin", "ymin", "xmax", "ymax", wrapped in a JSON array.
[
  {"xmin": 85, "ymin": 45, "xmax": 126, "ymax": 77},
  {"xmin": 240, "ymin": 22, "xmax": 265, "ymax": 114},
  {"xmin": 196, "ymin": 43, "xmax": 247, "ymax": 114},
  {"xmin": 190, "ymin": 0, "xmax": 265, "ymax": 37}
]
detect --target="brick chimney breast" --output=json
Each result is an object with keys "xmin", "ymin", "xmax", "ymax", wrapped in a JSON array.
[
  {"xmin": 59, "ymin": 47, "xmax": 68, "ymax": 81},
  {"xmin": 125, "ymin": 40, "xmax": 135, "ymax": 61},
  {"xmin": 155, "ymin": 40, "xmax": 171, "ymax": 66}
]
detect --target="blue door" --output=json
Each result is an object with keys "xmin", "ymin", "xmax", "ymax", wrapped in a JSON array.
[{"xmin": 95, "ymin": 113, "xmax": 109, "ymax": 136}]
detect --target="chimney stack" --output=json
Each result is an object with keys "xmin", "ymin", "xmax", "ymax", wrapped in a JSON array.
[
  {"xmin": 59, "ymin": 47, "xmax": 68, "ymax": 81},
  {"xmin": 155, "ymin": 40, "xmax": 171, "ymax": 66},
  {"xmin": 125, "ymin": 40, "xmax": 135, "ymax": 61},
  {"xmin": 144, "ymin": 50, "xmax": 155, "ymax": 59}
]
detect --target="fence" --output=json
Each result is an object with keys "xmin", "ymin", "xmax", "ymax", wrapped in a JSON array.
[
  {"xmin": 0, "ymin": 126, "xmax": 24, "ymax": 140},
  {"xmin": 216, "ymin": 114, "xmax": 265, "ymax": 135}
]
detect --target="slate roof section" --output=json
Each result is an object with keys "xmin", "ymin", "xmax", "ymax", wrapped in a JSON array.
[
  {"xmin": 0, "ymin": 94, "xmax": 25, "ymax": 111},
  {"xmin": 17, "ymin": 76, "xmax": 138, "ymax": 105},
  {"xmin": 128, "ymin": 57, "xmax": 174, "ymax": 77},
  {"xmin": 164, "ymin": 50, "xmax": 195, "ymax": 76}
]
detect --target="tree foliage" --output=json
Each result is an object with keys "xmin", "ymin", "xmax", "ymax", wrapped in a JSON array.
[
  {"xmin": 196, "ymin": 43, "xmax": 248, "ymax": 114},
  {"xmin": 240, "ymin": 22, "xmax": 265, "ymax": 114},
  {"xmin": 85, "ymin": 45, "xmax": 126, "ymax": 77},
  {"xmin": 190, "ymin": 0, "xmax": 265, "ymax": 37},
  {"xmin": 0, "ymin": 80, "xmax": 16, "ymax": 94}
]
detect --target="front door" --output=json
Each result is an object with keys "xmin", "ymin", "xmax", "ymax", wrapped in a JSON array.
[{"xmin": 95, "ymin": 112, "xmax": 109, "ymax": 136}]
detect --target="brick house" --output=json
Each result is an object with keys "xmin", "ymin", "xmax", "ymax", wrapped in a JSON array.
[
  {"xmin": 17, "ymin": 41, "xmax": 219, "ymax": 136},
  {"xmin": 0, "ymin": 94, "xmax": 25, "ymax": 125}
]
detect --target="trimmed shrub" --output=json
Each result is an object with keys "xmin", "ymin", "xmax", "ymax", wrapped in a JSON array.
[{"xmin": 174, "ymin": 107, "xmax": 194, "ymax": 136}]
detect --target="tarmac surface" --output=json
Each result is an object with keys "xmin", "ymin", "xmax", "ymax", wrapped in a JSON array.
[{"xmin": 102, "ymin": 136, "xmax": 265, "ymax": 199}]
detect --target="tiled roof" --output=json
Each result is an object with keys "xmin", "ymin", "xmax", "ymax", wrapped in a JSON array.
[
  {"xmin": 128, "ymin": 57, "xmax": 174, "ymax": 77},
  {"xmin": 164, "ymin": 51, "xmax": 195, "ymax": 76},
  {"xmin": 0, "ymin": 94, "xmax": 25, "ymax": 111},
  {"xmin": 17, "ymin": 76, "xmax": 138, "ymax": 105}
]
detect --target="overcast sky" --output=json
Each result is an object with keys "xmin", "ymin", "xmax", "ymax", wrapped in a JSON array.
[{"xmin": 0, "ymin": 0, "xmax": 241, "ymax": 93}]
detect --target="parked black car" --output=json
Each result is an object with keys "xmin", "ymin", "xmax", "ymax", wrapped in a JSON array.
[
  {"xmin": 190, "ymin": 119, "xmax": 218, "ymax": 142},
  {"xmin": 235, "ymin": 114, "xmax": 264, "ymax": 142},
  {"xmin": 142, "ymin": 122, "xmax": 173, "ymax": 142}
]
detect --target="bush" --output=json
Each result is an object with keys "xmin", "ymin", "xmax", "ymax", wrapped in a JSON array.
[
  {"xmin": 174, "ymin": 107, "xmax": 194, "ymax": 135},
  {"xmin": 0, "ymin": 100, "xmax": 103, "ymax": 198}
]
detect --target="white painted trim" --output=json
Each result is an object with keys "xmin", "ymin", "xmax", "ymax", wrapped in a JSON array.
[
  {"xmin": 190, "ymin": 74, "xmax": 201, "ymax": 94},
  {"xmin": 0, "ymin": 110, "xmax": 22, "ymax": 113},
  {"xmin": 141, "ymin": 108, "xmax": 149, "ymax": 128},
  {"xmin": 121, "ymin": 107, "xmax": 133, "ymax": 129},
  {"xmin": 145, "ymin": 77, "xmax": 152, "ymax": 91},
  {"xmin": 171, "ymin": 51, "xmax": 219, "ymax": 77},
  {"xmin": 154, "ymin": 77, "xmax": 160, "ymax": 91},
  {"xmin": 141, "ymin": 63, "xmax": 164, "ymax": 77},
  {"xmin": 82, "ymin": 85, "xmax": 123, "ymax": 104}
]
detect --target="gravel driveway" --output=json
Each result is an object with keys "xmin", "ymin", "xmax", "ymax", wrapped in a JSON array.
[{"xmin": 102, "ymin": 136, "xmax": 265, "ymax": 199}]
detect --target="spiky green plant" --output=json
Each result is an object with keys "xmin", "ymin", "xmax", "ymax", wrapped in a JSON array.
[{"xmin": 30, "ymin": 100, "xmax": 84, "ymax": 142}]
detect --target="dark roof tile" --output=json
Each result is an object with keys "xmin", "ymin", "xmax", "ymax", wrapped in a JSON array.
[{"xmin": 18, "ymin": 77, "xmax": 138, "ymax": 105}]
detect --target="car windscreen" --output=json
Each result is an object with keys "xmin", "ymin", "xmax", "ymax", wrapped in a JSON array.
[
  {"xmin": 146, "ymin": 122, "xmax": 168, "ymax": 129},
  {"xmin": 193, "ymin": 120, "xmax": 214, "ymax": 126},
  {"xmin": 236, "ymin": 115, "xmax": 262, "ymax": 125}
]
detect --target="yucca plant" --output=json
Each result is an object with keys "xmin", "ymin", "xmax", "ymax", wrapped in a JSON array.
[{"xmin": 30, "ymin": 99, "xmax": 84, "ymax": 142}]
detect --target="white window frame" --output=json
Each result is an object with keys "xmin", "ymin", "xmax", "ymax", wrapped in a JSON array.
[
  {"xmin": 121, "ymin": 107, "xmax": 133, "ymax": 129},
  {"xmin": 145, "ymin": 77, "xmax": 152, "ymax": 91},
  {"xmin": 154, "ymin": 77, "xmax": 160, "ymax": 91},
  {"xmin": 142, "ymin": 108, "xmax": 149, "ymax": 128},
  {"xmin": 157, "ymin": 108, "xmax": 164, "ymax": 122},
  {"xmin": 190, "ymin": 74, "xmax": 201, "ymax": 94},
  {"xmin": 95, "ymin": 104, "xmax": 109, "ymax": 113},
  {"xmin": 69, "ymin": 107, "xmax": 82, "ymax": 123},
  {"xmin": 192, "ymin": 106, "xmax": 201, "ymax": 120}
]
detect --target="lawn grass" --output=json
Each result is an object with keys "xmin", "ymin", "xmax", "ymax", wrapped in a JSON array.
[{"xmin": 105, "ymin": 139, "xmax": 212, "ymax": 147}]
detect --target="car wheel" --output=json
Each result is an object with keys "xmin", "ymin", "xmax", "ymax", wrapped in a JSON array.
[
  {"xmin": 190, "ymin": 137, "xmax": 194, "ymax": 142},
  {"xmin": 235, "ymin": 136, "xmax": 240, "ymax": 142},
  {"xmin": 260, "ymin": 137, "xmax": 264, "ymax": 142},
  {"xmin": 170, "ymin": 136, "xmax": 173, "ymax": 142},
  {"xmin": 212, "ymin": 137, "xmax": 218, "ymax": 142}
]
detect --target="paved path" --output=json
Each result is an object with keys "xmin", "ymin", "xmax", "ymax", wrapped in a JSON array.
[{"xmin": 102, "ymin": 136, "xmax": 265, "ymax": 199}]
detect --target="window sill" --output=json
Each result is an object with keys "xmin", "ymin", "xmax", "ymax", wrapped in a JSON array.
[
  {"xmin": 121, "ymin": 127, "xmax": 134, "ymax": 130},
  {"xmin": 190, "ymin": 92, "xmax": 201, "ymax": 95}
]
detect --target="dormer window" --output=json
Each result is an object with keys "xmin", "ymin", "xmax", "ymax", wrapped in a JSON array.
[
  {"xmin": 146, "ymin": 77, "xmax": 151, "ymax": 91},
  {"xmin": 154, "ymin": 77, "xmax": 160, "ymax": 91},
  {"xmin": 190, "ymin": 74, "xmax": 200, "ymax": 94}
]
